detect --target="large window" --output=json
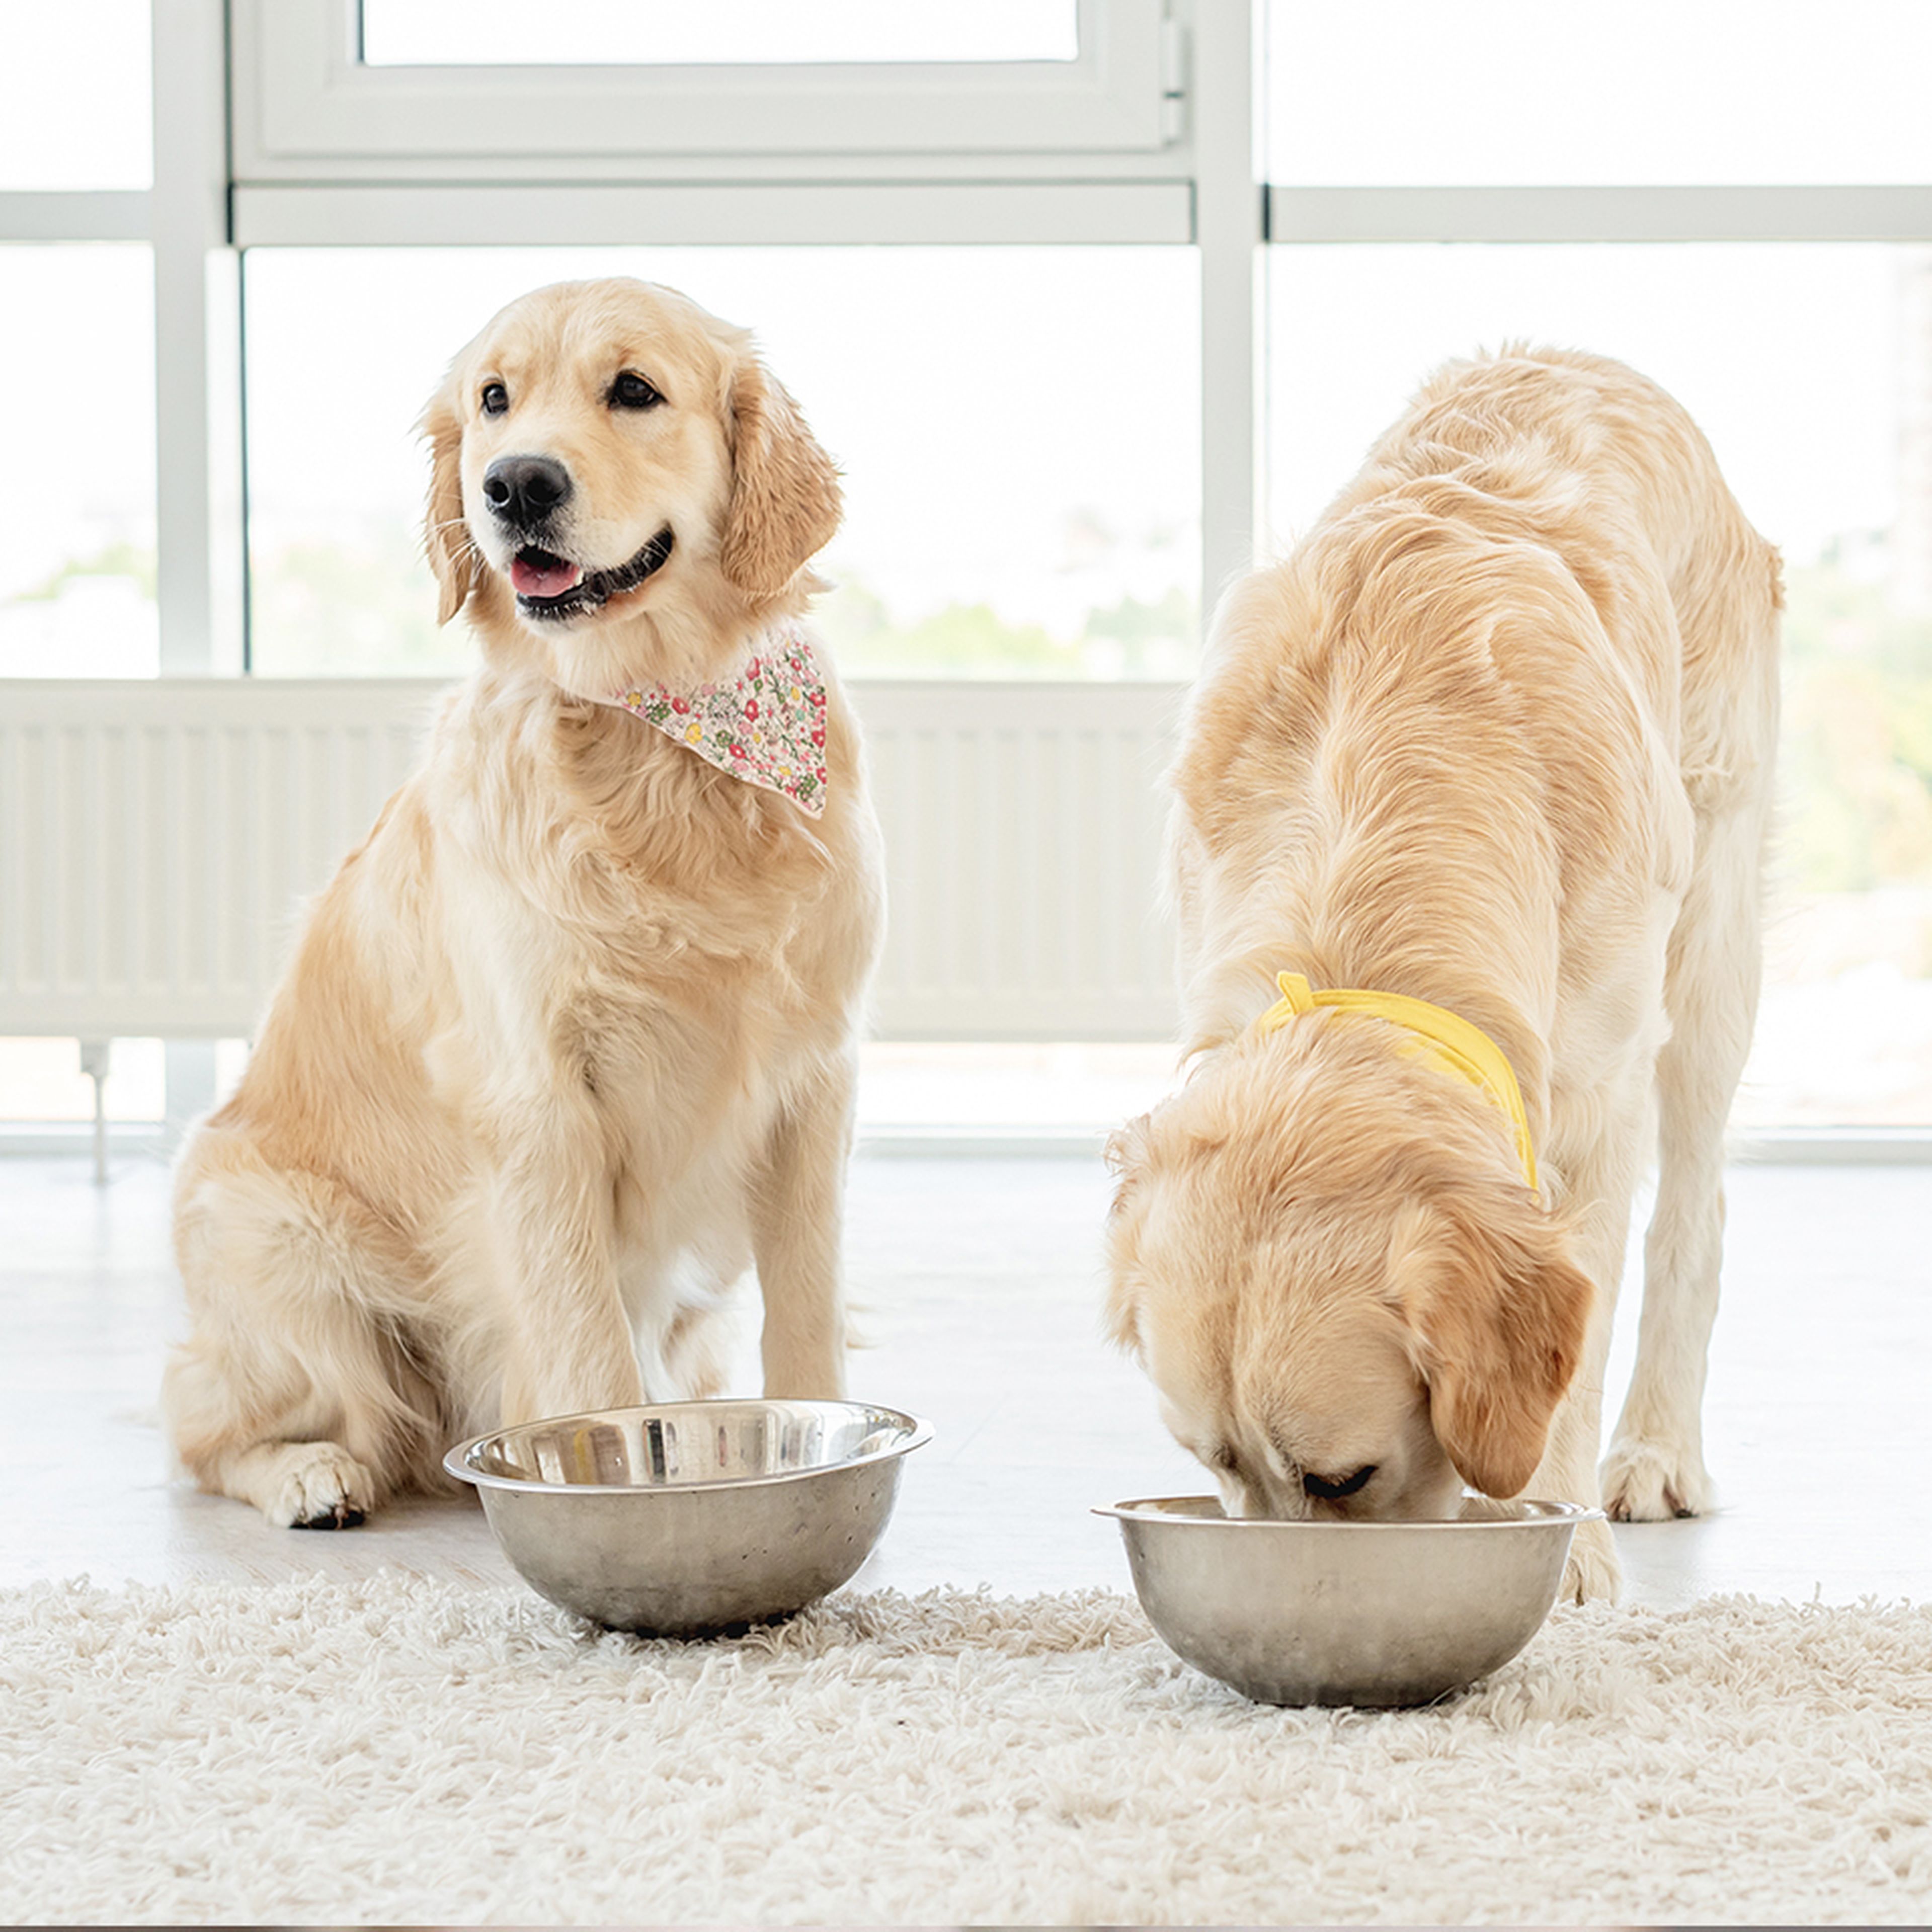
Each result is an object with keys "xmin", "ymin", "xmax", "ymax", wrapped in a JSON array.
[{"xmin": 8, "ymin": 0, "xmax": 1932, "ymax": 1144}]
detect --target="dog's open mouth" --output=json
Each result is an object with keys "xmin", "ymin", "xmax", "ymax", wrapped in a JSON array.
[{"xmin": 510, "ymin": 527, "xmax": 675, "ymax": 620}]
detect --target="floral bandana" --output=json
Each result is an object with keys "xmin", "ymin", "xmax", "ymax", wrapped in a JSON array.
[{"xmin": 611, "ymin": 631, "xmax": 830, "ymax": 817}]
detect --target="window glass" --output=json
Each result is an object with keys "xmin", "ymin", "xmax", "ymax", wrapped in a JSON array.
[
  {"xmin": 1269, "ymin": 241, "xmax": 1932, "ymax": 1127},
  {"xmin": 243, "ymin": 246, "xmax": 1199, "ymax": 680},
  {"xmin": 0, "ymin": 247, "xmax": 157, "ymax": 678},
  {"xmin": 1266, "ymin": 0, "xmax": 1932, "ymax": 187},
  {"xmin": 361, "ymin": 0, "xmax": 1078, "ymax": 65},
  {"xmin": 0, "ymin": 1, "xmax": 150, "ymax": 190}
]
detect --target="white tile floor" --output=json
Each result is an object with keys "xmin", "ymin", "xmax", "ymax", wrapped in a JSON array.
[{"xmin": 4, "ymin": 1148, "xmax": 1928, "ymax": 1609}]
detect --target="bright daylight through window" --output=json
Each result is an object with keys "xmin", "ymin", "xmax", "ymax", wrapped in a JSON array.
[
  {"xmin": 358, "ymin": 0, "xmax": 1079, "ymax": 66},
  {"xmin": 6, "ymin": 0, "xmax": 1932, "ymax": 1141}
]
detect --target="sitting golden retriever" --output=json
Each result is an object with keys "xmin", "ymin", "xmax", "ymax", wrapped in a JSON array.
[
  {"xmin": 165, "ymin": 277, "xmax": 883, "ymax": 1526},
  {"xmin": 1104, "ymin": 348, "xmax": 1779, "ymax": 1600}
]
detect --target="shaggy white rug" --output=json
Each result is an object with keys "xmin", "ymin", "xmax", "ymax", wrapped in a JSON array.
[{"xmin": 3, "ymin": 1575, "xmax": 1928, "ymax": 1926}]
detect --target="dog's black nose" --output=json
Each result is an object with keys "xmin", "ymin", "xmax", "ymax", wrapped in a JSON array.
[{"xmin": 482, "ymin": 454, "xmax": 573, "ymax": 526}]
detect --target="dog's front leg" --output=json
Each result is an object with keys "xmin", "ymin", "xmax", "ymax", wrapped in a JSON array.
[
  {"xmin": 489, "ymin": 1116, "xmax": 643, "ymax": 1425},
  {"xmin": 748, "ymin": 1051, "xmax": 857, "ymax": 1399},
  {"xmin": 1530, "ymin": 1102, "xmax": 1654, "ymax": 1603}
]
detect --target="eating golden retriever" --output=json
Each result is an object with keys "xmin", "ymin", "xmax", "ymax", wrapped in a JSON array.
[
  {"xmin": 1104, "ymin": 348, "xmax": 1779, "ymax": 1600},
  {"xmin": 164, "ymin": 277, "xmax": 883, "ymax": 1526}
]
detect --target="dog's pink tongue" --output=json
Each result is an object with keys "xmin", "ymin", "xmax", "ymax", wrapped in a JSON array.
[{"xmin": 511, "ymin": 553, "xmax": 583, "ymax": 598}]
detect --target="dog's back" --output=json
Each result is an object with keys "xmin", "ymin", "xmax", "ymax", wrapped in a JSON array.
[
  {"xmin": 1174, "ymin": 349, "xmax": 1778, "ymax": 1046},
  {"xmin": 1347, "ymin": 348, "xmax": 1782, "ymax": 795}
]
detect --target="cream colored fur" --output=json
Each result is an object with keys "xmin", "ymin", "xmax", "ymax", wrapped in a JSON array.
[
  {"xmin": 1104, "ymin": 348, "xmax": 1780, "ymax": 1601},
  {"xmin": 164, "ymin": 278, "xmax": 884, "ymax": 1526}
]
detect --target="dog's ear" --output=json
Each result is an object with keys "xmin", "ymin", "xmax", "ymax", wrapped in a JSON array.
[
  {"xmin": 419, "ymin": 384, "xmax": 478, "ymax": 626},
  {"xmin": 719, "ymin": 351, "xmax": 842, "ymax": 600},
  {"xmin": 1400, "ymin": 1192, "xmax": 1593, "ymax": 1500}
]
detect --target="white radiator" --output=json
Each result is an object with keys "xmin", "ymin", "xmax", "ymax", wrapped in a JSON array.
[{"xmin": 0, "ymin": 677, "xmax": 1183, "ymax": 1044}]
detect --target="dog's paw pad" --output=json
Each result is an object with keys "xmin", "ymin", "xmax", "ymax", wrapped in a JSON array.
[
  {"xmin": 1600, "ymin": 1438, "xmax": 1713, "ymax": 1523},
  {"xmin": 264, "ymin": 1445, "xmax": 377, "ymax": 1531}
]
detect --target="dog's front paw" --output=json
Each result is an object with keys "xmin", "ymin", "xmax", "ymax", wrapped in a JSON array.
[
  {"xmin": 1559, "ymin": 1514, "xmax": 1622, "ymax": 1603},
  {"xmin": 1600, "ymin": 1435, "xmax": 1713, "ymax": 1522},
  {"xmin": 265, "ymin": 1443, "xmax": 377, "ymax": 1529}
]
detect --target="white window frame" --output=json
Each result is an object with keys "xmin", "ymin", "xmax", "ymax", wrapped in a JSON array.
[
  {"xmin": 233, "ymin": 0, "xmax": 1179, "ymax": 177},
  {"xmin": 1265, "ymin": 184, "xmax": 1932, "ymax": 246},
  {"xmin": 227, "ymin": 0, "xmax": 1263, "ymax": 609},
  {"xmin": 0, "ymin": 0, "xmax": 243, "ymax": 683}
]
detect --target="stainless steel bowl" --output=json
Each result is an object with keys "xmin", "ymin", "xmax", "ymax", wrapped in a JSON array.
[
  {"xmin": 447, "ymin": 1399, "xmax": 931, "ymax": 1635},
  {"xmin": 1096, "ymin": 1494, "xmax": 1597, "ymax": 1707}
]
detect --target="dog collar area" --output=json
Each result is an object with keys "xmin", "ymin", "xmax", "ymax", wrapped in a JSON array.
[
  {"xmin": 609, "ymin": 629, "xmax": 830, "ymax": 819},
  {"xmin": 1255, "ymin": 971, "xmax": 1539, "ymax": 1191}
]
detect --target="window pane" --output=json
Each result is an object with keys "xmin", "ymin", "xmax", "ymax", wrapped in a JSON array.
[
  {"xmin": 1266, "ymin": 0, "xmax": 1932, "ymax": 186},
  {"xmin": 0, "ymin": 2, "xmax": 150, "ymax": 190},
  {"xmin": 1269, "ymin": 241, "xmax": 1932, "ymax": 1128},
  {"xmin": 243, "ymin": 247, "xmax": 1198, "ymax": 680},
  {"xmin": 0, "ymin": 247, "xmax": 156, "ymax": 678},
  {"xmin": 361, "ymin": 1, "xmax": 1078, "ymax": 66}
]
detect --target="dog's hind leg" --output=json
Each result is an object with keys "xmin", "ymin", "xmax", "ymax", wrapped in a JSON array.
[
  {"xmin": 1604, "ymin": 779, "xmax": 1773, "ymax": 1522},
  {"xmin": 165, "ymin": 1136, "xmax": 439, "ymax": 1526}
]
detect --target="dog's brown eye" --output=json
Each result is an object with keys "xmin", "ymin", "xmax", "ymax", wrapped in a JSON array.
[
  {"xmin": 480, "ymin": 381, "xmax": 509, "ymax": 417},
  {"xmin": 610, "ymin": 370, "xmax": 664, "ymax": 412},
  {"xmin": 1303, "ymin": 1465, "xmax": 1377, "ymax": 1500},
  {"xmin": 1208, "ymin": 1444, "xmax": 1238, "ymax": 1473}
]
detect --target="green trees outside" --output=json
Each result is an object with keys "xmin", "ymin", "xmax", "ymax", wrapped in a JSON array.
[
  {"xmin": 1781, "ymin": 554, "xmax": 1932, "ymax": 901},
  {"xmin": 816, "ymin": 574, "xmax": 1197, "ymax": 680},
  {"xmin": 16, "ymin": 541, "xmax": 157, "ymax": 605}
]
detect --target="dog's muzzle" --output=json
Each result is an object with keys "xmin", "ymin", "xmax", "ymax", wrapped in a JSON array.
[{"xmin": 511, "ymin": 527, "xmax": 677, "ymax": 621}]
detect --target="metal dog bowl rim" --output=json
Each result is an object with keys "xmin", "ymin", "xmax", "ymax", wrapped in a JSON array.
[
  {"xmin": 443, "ymin": 1397, "xmax": 934, "ymax": 1498},
  {"xmin": 1095, "ymin": 1494, "xmax": 1603, "ymax": 1529}
]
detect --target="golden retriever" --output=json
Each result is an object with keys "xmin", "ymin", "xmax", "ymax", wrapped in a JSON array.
[
  {"xmin": 164, "ymin": 277, "xmax": 883, "ymax": 1526},
  {"xmin": 1104, "ymin": 348, "xmax": 1779, "ymax": 1600}
]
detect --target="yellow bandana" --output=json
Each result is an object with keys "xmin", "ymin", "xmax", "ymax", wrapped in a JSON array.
[{"xmin": 1256, "ymin": 971, "xmax": 1538, "ymax": 1190}]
